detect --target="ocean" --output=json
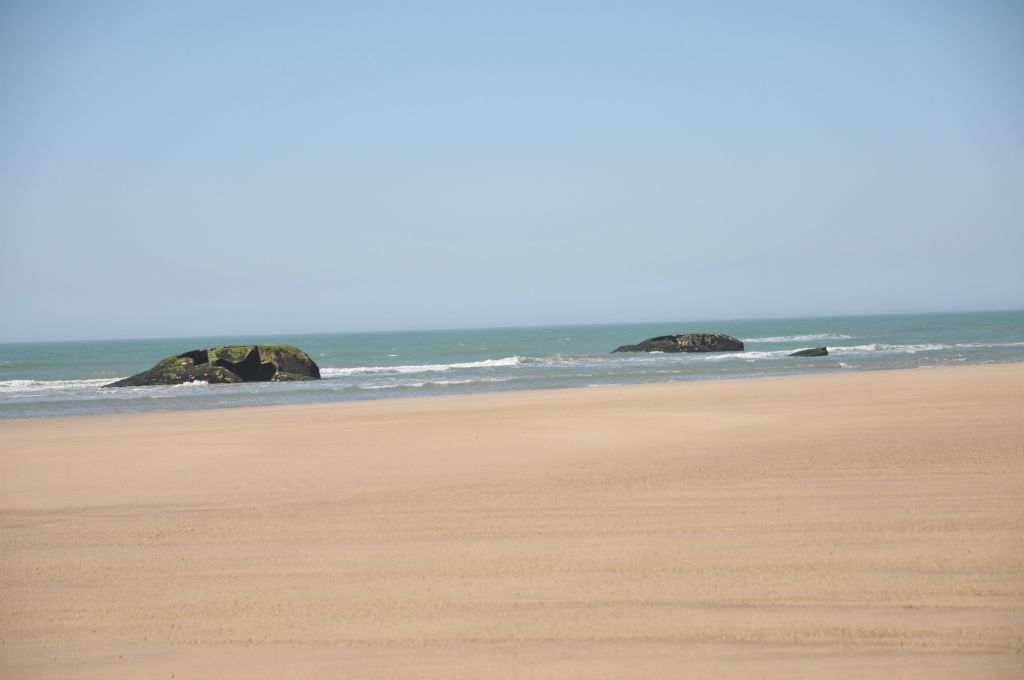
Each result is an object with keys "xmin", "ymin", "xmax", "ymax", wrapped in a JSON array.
[{"xmin": 2, "ymin": 310, "xmax": 1022, "ymax": 420}]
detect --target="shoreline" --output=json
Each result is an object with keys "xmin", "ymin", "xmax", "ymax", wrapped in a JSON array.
[
  {"xmin": 4, "ymin": 359, "xmax": 1023, "ymax": 425},
  {"xmin": 2, "ymin": 363, "xmax": 1022, "ymax": 677}
]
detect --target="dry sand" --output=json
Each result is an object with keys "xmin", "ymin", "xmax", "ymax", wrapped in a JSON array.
[{"xmin": 1, "ymin": 364, "xmax": 1023, "ymax": 678}]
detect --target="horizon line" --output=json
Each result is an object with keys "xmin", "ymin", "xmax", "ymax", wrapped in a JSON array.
[{"xmin": 2, "ymin": 306, "xmax": 1022, "ymax": 346}]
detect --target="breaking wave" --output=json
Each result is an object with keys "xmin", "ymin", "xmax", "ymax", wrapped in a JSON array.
[
  {"xmin": 828, "ymin": 341, "xmax": 1024, "ymax": 356},
  {"xmin": 700, "ymin": 350, "xmax": 792, "ymax": 361},
  {"xmin": 744, "ymin": 333, "xmax": 854, "ymax": 343},
  {"xmin": 320, "ymin": 356, "xmax": 523, "ymax": 377},
  {"xmin": 0, "ymin": 377, "xmax": 118, "ymax": 394},
  {"xmin": 356, "ymin": 377, "xmax": 514, "ymax": 390}
]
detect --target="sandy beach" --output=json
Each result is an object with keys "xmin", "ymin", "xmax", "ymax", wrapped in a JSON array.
[{"xmin": 1, "ymin": 364, "xmax": 1022, "ymax": 678}]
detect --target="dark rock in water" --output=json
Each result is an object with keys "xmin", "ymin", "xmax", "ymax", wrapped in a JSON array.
[
  {"xmin": 788, "ymin": 347, "xmax": 829, "ymax": 357},
  {"xmin": 105, "ymin": 345, "xmax": 321, "ymax": 387},
  {"xmin": 612, "ymin": 333, "xmax": 744, "ymax": 353}
]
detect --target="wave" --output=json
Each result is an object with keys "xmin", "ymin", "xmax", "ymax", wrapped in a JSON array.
[
  {"xmin": 827, "ymin": 343, "xmax": 930, "ymax": 355},
  {"xmin": 828, "ymin": 341, "xmax": 1023, "ymax": 356},
  {"xmin": 655, "ymin": 339, "xmax": 1024, "ymax": 361},
  {"xmin": 700, "ymin": 350, "xmax": 792, "ymax": 361},
  {"xmin": 0, "ymin": 377, "xmax": 118, "ymax": 394},
  {"xmin": 744, "ymin": 333, "xmax": 853, "ymax": 343},
  {"xmin": 320, "ymin": 356, "xmax": 523, "ymax": 377},
  {"xmin": 318, "ymin": 339, "xmax": 1024, "ymax": 377},
  {"xmin": 3, "ymin": 341, "xmax": 1022, "ymax": 403},
  {"xmin": 356, "ymin": 377, "xmax": 514, "ymax": 390}
]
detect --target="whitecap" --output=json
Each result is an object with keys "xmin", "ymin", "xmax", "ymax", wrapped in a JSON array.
[
  {"xmin": 355, "ymin": 376, "xmax": 513, "ymax": 390},
  {"xmin": 744, "ymin": 333, "xmax": 853, "ymax": 343},
  {"xmin": 829, "ymin": 343, "xmax": 948, "ymax": 355},
  {"xmin": 824, "ymin": 341, "xmax": 1023, "ymax": 356},
  {"xmin": 0, "ymin": 377, "xmax": 118, "ymax": 394},
  {"xmin": 700, "ymin": 350, "xmax": 791, "ymax": 361},
  {"xmin": 321, "ymin": 356, "xmax": 523, "ymax": 377}
]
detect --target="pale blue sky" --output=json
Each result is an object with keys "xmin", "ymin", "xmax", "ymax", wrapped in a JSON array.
[{"xmin": 1, "ymin": 1, "xmax": 1022, "ymax": 341}]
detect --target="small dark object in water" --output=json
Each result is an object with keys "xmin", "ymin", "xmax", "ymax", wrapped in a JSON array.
[{"xmin": 788, "ymin": 347, "xmax": 828, "ymax": 357}]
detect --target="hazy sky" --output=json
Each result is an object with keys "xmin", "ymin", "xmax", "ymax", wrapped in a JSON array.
[{"xmin": 1, "ymin": 1, "xmax": 1022, "ymax": 341}]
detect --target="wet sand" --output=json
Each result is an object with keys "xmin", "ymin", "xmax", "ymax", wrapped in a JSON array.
[{"xmin": 1, "ymin": 364, "xmax": 1022, "ymax": 678}]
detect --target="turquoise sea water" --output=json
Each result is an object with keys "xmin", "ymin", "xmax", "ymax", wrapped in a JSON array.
[{"xmin": 2, "ymin": 311, "xmax": 1022, "ymax": 419}]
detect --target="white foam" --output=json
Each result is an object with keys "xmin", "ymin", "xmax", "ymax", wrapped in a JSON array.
[
  {"xmin": 827, "ymin": 340, "xmax": 1024, "ymax": 356},
  {"xmin": 827, "ymin": 343, "xmax": 892, "ymax": 354},
  {"xmin": 429, "ymin": 377, "xmax": 512, "ymax": 386},
  {"xmin": 744, "ymin": 333, "xmax": 853, "ymax": 343},
  {"xmin": 321, "ymin": 356, "xmax": 522, "ymax": 377},
  {"xmin": 955, "ymin": 341, "xmax": 1024, "ymax": 349},
  {"xmin": 700, "ymin": 350, "xmax": 791, "ymax": 361},
  {"xmin": 0, "ymin": 377, "xmax": 118, "ymax": 394},
  {"xmin": 829, "ymin": 343, "xmax": 949, "ymax": 355},
  {"xmin": 356, "ymin": 377, "xmax": 513, "ymax": 390}
]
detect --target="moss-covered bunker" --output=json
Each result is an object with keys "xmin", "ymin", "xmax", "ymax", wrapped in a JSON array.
[{"xmin": 104, "ymin": 345, "xmax": 321, "ymax": 388}]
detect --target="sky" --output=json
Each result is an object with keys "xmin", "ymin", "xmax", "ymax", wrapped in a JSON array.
[{"xmin": 1, "ymin": 1, "xmax": 1022, "ymax": 342}]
